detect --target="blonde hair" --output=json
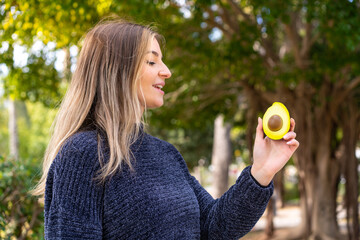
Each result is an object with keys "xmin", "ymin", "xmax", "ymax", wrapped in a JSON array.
[{"xmin": 32, "ymin": 19, "xmax": 163, "ymax": 197}]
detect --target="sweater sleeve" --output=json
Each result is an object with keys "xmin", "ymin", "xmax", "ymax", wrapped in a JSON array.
[
  {"xmin": 44, "ymin": 134, "xmax": 104, "ymax": 239},
  {"xmin": 175, "ymin": 151, "xmax": 273, "ymax": 240}
]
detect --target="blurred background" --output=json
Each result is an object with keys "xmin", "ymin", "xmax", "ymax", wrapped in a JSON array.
[{"xmin": 0, "ymin": 0, "xmax": 359, "ymax": 239}]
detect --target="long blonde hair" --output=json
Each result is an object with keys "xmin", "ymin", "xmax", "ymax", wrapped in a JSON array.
[{"xmin": 32, "ymin": 19, "xmax": 162, "ymax": 197}]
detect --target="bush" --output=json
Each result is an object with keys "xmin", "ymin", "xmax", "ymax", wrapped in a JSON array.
[{"xmin": 0, "ymin": 155, "xmax": 44, "ymax": 240}]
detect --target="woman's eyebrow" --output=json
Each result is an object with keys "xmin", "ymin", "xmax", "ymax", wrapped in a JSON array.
[{"xmin": 146, "ymin": 50, "xmax": 162, "ymax": 59}]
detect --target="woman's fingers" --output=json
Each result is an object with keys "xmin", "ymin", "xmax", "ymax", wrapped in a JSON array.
[
  {"xmin": 286, "ymin": 139, "xmax": 300, "ymax": 149},
  {"xmin": 256, "ymin": 117, "xmax": 264, "ymax": 140},
  {"xmin": 285, "ymin": 118, "xmax": 298, "ymax": 147},
  {"xmin": 283, "ymin": 131, "xmax": 296, "ymax": 141},
  {"xmin": 290, "ymin": 118, "xmax": 296, "ymax": 132}
]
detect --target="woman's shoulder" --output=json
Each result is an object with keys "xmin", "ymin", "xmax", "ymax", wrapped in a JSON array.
[
  {"xmin": 54, "ymin": 130, "xmax": 100, "ymax": 168},
  {"xmin": 64, "ymin": 130, "xmax": 98, "ymax": 149},
  {"xmin": 143, "ymin": 132, "xmax": 179, "ymax": 153}
]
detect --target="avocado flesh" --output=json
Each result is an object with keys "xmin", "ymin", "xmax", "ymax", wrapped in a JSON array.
[{"xmin": 263, "ymin": 102, "xmax": 290, "ymax": 140}]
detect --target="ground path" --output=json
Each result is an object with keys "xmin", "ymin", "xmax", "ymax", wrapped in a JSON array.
[{"xmin": 241, "ymin": 205, "xmax": 349, "ymax": 240}]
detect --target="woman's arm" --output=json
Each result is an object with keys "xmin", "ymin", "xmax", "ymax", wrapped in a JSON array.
[
  {"xmin": 175, "ymin": 118, "xmax": 298, "ymax": 240},
  {"xmin": 181, "ymin": 162, "xmax": 273, "ymax": 240},
  {"xmin": 44, "ymin": 134, "xmax": 104, "ymax": 239}
]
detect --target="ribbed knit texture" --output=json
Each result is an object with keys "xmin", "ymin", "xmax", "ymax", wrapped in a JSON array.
[{"xmin": 44, "ymin": 130, "xmax": 273, "ymax": 239}]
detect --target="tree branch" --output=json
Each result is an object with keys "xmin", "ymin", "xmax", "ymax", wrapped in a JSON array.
[
  {"xmin": 333, "ymin": 75, "xmax": 360, "ymax": 112},
  {"xmin": 347, "ymin": 76, "xmax": 360, "ymax": 92},
  {"xmin": 301, "ymin": 22, "xmax": 321, "ymax": 61},
  {"xmin": 197, "ymin": 86, "xmax": 238, "ymax": 111},
  {"xmin": 300, "ymin": 22, "xmax": 312, "ymax": 59},
  {"xmin": 205, "ymin": 19, "xmax": 234, "ymax": 39},
  {"xmin": 20, "ymin": 201, "xmax": 43, "ymax": 239},
  {"xmin": 226, "ymin": 0, "xmax": 255, "ymax": 25},
  {"xmin": 217, "ymin": 1, "xmax": 280, "ymax": 68},
  {"xmin": 205, "ymin": 8, "xmax": 235, "ymax": 38},
  {"xmin": 334, "ymin": 65, "xmax": 352, "ymax": 90},
  {"xmin": 218, "ymin": 6, "xmax": 239, "ymax": 33},
  {"xmin": 261, "ymin": 38, "xmax": 280, "ymax": 66},
  {"xmin": 283, "ymin": 12, "xmax": 304, "ymax": 69},
  {"xmin": 284, "ymin": 26, "xmax": 302, "ymax": 68},
  {"xmin": 165, "ymin": 84, "xmax": 189, "ymax": 103}
]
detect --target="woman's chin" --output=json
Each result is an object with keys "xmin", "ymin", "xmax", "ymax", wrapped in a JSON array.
[{"xmin": 145, "ymin": 101, "xmax": 164, "ymax": 109}]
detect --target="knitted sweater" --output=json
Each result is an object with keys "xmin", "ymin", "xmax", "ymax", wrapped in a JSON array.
[{"xmin": 44, "ymin": 130, "xmax": 273, "ymax": 239}]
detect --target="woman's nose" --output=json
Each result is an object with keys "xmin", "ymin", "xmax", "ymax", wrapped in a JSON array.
[{"xmin": 159, "ymin": 64, "xmax": 172, "ymax": 79}]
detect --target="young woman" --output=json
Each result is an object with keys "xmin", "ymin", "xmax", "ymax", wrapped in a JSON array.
[{"xmin": 32, "ymin": 19, "xmax": 299, "ymax": 239}]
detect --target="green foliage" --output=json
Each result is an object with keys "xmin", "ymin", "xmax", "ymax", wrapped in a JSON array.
[
  {"xmin": 0, "ymin": 103, "xmax": 9, "ymax": 153},
  {"xmin": 17, "ymin": 102, "xmax": 57, "ymax": 160},
  {"xmin": 0, "ymin": 101, "xmax": 57, "ymax": 160},
  {"xmin": 284, "ymin": 180, "xmax": 300, "ymax": 204},
  {"xmin": 0, "ymin": 155, "xmax": 44, "ymax": 239},
  {"xmin": 0, "ymin": 100, "xmax": 55, "ymax": 239},
  {"xmin": 0, "ymin": 0, "xmax": 101, "ymax": 106},
  {"xmin": 0, "ymin": 0, "xmax": 105, "ymax": 47},
  {"xmin": 147, "ymin": 121, "xmax": 214, "ymax": 168},
  {"xmin": 2, "ymin": 52, "xmax": 63, "ymax": 107}
]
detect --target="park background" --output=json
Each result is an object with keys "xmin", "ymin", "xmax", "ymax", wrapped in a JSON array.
[{"xmin": 0, "ymin": 0, "xmax": 359, "ymax": 239}]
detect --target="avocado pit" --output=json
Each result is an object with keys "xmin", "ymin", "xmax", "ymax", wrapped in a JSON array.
[{"xmin": 268, "ymin": 114, "xmax": 283, "ymax": 131}]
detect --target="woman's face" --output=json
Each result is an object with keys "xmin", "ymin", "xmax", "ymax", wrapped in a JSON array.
[{"xmin": 138, "ymin": 38, "xmax": 171, "ymax": 110}]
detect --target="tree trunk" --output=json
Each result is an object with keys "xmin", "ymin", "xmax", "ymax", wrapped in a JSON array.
[
  {"xmin": 338, "ymin": 101, "xmax": 359, "ymax": 240},
  {"xmin": 291, "ymin": 96, "xmax": 342, "ymax": 240},
  {"xmin": 63, "ymin": 47, "xmax": 71, "ymax": 81},
  {"xmin": 211, "ymin": 114, "xmax": 232, "ymax": 198},
  {"xmin": 8, "ymin": 98, "xmax": 19, "ymax": 160},
  {"xmin": 265, "ymin": 197, "xmax": 275, "ymax": 238},
  {"xmin": 309, "ymin": 99, "xmax": 342, "ymax": 240},
  {"xmin": 291, "ymin": 97, "xmax": 314, "ymax": 239},
  {"xmin": 311, "ymin": 149, "xmax": 341, "ymax": 240},
  {"xmin": 274, "ymin": 169, "xmax": 285, "ymax": 208}
]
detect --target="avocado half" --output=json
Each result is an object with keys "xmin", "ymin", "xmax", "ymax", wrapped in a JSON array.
[{"xmin": 263, "ymin": 102, "xmax": 290, "ymax": 140}]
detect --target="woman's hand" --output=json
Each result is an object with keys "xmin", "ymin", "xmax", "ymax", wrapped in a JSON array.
[{"xmin": 251, "ymin": 117, "xmax": 299, "ymax": 186}]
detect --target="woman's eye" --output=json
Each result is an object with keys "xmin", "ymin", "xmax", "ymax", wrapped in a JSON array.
[{"xmin": 146, "ymin": 60, "xmax": 156, "ymax": 66}]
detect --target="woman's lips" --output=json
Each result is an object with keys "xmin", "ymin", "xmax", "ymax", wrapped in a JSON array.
[{"xmin": 153, "ymin": 83, "xmax": 165, "ymax": 94}]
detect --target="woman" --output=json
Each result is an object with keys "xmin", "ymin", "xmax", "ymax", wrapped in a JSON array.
[{"xmin": 32, "ymin": 19, "xmax": 299, "ymax": 239}]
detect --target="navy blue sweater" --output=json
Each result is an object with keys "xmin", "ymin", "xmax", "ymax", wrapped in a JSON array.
[{"xmin": 44, "ymin": 130, "xmax": 273, "ymax": 239}]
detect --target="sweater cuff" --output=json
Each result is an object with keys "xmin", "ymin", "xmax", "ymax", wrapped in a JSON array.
[
  {"xmin": 248, "ymin": 165, "xmax": 273, "ymax": 188},
  {"xmin": 235, "ymin": 166, "xmax": 274, "ymax": 207}
]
